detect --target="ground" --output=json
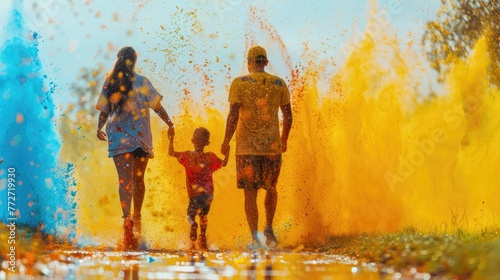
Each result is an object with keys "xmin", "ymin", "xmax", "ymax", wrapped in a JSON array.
[{"xmin": 1, "ymin": 224, "xmax": 500, "ymax": 279}]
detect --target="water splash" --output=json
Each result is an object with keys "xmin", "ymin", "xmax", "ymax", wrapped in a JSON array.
[{"xmin": 0, "ymin": 2, "xmax": 76, "ymax": 237}]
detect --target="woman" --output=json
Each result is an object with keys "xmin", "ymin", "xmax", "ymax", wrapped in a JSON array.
[{"xmin": 95, "ymin": 46, "xmax": 174, "ymax": 248}]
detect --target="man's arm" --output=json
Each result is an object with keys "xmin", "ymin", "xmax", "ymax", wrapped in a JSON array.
[
  {"xmin": 221, "ymin": 103, "xmax": 241, "ymax": 155},
  {"xmin": 97, "ymin": 111, "xmax": 108, "ymax": 141},
  {"xmin": 280, "ymin": 103, "xmax": 293, "ymax": 153}
]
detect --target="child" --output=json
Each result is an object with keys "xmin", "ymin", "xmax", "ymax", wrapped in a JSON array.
[{"xmin": 169, "ymin": 127, "xmax": 229, "ymax": 250}]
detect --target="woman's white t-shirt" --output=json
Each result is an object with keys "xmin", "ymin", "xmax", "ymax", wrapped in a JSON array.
[{"xmin": 95, "ymin": 73, "xmax": 162, "ymax": 158}]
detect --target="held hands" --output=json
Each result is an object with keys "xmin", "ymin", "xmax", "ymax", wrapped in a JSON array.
[
  {"xmin": 168, "ymin": 126, "xmax": 175, "ymax": 140},
  {"xmin": 97, "ymin": 129, "xmax": 107, "ymax": 141},
  {"xmin": 221, "ymin": 142, "xmax": 230, "ymax": 156}
]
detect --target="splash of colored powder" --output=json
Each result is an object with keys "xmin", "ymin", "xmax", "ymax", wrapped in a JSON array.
[
  {"xmin": 63, "ymin": 3, "xmax": 500, "ymax": 249},
  {"xmin": 0, "ymin": 2, "xmax": 76, "ymax": 237}
]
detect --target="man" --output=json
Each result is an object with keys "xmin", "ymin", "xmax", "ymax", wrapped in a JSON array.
[{"xmin": 221, "ymin": 45, "xmax": 293, "ymax": 249}]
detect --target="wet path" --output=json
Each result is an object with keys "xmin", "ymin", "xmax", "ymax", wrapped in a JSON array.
[{"xmin": 8, "ymin": 250, "xmax": 407, "ymax": 279}]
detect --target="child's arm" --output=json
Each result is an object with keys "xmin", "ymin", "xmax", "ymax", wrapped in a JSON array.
[
  {"xmin": 168, "ymin": 133, "xmax": 181, "ymax": 158},
  {"xmin": 222, "ymin": 145, "xmax": 230, "ymax": 167}
]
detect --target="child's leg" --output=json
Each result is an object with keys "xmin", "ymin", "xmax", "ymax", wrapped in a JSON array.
[
  {"xmin": 198, "ymin": 197, "xmax": 212, "ymax": 250},
  {"xmin": 188, "ymin": 214, "xmax": 198, "ymax": 241},
  {"xmin": 198, "ymin": 214, "xmax": 208, "ymax": 249},
  {"xmin": 188, "ymin": 215, "xmax": 196, "ymax": 226},
  {"xmin": 199, "ymin": 215, "xmax": 208, "ymax": 236},
  {"xmin": 199, "ymin": 196, "xmax": 212, "ymax": 237}
]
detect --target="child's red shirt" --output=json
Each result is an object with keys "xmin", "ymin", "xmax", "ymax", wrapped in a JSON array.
[{"xmin": 178, "ymin": 151, "xmax": 223, "ymax": 198}]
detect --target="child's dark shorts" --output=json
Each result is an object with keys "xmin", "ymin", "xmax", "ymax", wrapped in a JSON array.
[
  {"xmin": 187, "ymin": 193, "xmax": 213, "ymax": 216},
  {"xmin": 236, "ymin": 155, "xmax": 282, "ymax": 190}
]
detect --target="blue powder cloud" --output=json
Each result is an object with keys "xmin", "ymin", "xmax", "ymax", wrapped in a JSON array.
[{"xmin": 0, "ymin": 1, "xmax": 75, "ymax": 238}]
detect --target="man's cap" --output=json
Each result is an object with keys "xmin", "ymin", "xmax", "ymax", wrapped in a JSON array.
[{"xmin": 247, "ymin": 45, "xmax": 267, "ymax": 61}]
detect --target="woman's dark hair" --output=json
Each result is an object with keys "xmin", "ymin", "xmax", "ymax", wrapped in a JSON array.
[{"xmin": 105, "ymin": 46, "xmax": 137, "ymax": 114}]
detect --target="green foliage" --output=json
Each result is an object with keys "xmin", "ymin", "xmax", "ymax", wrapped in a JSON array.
[
  {"xmin": 422, "ymin": 0, "xmax": 500, "ymax": 85},
  {"xmin": 59, "ymin": 65, "xmax": 106, "ymax": 163},
  {"xmin": 325, "ymin": 228, "xmax": 500, "ymax": 278},
  {"xmin": 65, "ymin": 64, "xmax": 106, "ymax": 123}
]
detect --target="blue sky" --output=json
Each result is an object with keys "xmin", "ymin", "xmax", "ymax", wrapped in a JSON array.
[{"xmin": 0, "ymin": 0, "xmax": 442, "ymax": 113}]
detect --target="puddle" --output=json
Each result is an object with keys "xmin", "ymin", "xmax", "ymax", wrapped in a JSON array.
[{"xmin": 4, "ymin": 251, "xmax": 405, "ymax": 279}]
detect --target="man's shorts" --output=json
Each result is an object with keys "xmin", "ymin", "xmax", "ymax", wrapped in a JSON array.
[
  {"xmin": 187, "ymin": 193, "xmax": 213, "ymax": 216},
  {"xmin": 236, "ymin": 155, "xmax": 282, "ymax": 190}
]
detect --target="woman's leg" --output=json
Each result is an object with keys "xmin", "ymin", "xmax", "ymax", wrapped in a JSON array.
[
  {"xmin": 132, "ymin": 155, "xmax": 148, "ymax": 234},
  {"xmin": 113, "ymin": 152, "xmax": 137, "ymax": 248},
  {"xmin": 132, "ymin": 155, "xmax": 149, "ymax": 216},
  {"xmin": 113, "ymin": 153, "xmax": 135, "ymax": 219}
]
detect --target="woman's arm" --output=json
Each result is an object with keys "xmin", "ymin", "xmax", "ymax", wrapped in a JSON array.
[
  {"xmin": 97, "ymin": 111, "xmax": 108, "ymax": 141},
  {"xmin": 154, "ymin": 105, "xmax": 174, "ymax": 127},
  {"xmin": 154, "ymin": 104, "xmax": 175, "ymax": 138}
]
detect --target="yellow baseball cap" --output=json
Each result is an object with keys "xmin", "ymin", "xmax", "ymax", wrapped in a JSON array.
[{"xmin": 247, "ymin": 45, "xmax": 267, "ymax": 61}]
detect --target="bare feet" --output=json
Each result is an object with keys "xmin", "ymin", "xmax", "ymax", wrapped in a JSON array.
[{"xmin": 198, "ymin": 235, "xmax": 207, "ymax": 250}]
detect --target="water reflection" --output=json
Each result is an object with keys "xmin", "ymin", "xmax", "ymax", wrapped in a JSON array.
[
  {"xmin": 37, "ymin": 250, "xmax": 401, "ymax": 279},
  {"xmin": 247, "ymin": 253, "xmax": 257, "ymax": 280},
  {"xmin": 265, "ymin": 253, "xmax": 273, "ymax": 280},
  {"xmin": 121, "ymin": 254, "xmax": 140, "ymax": 280},
  {"xmin": 122, "ymin": 263, "xmax": 139, "ymax": 280}
]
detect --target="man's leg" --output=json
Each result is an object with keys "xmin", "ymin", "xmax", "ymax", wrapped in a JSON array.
[
  {"xmin": 264, "ymin": 187, "xmax": 277, "ymax": 229},
  {"xmin": 238, "ymin": 155, "xmax": 261, "ymax": 248},
  {"xmin": 263, "ymin": 155, "xmax": 281, "ymax": 247},
  {"xmin": 244, "ymin": 188, "xmax": 259, "ymax": 242},
  {"xmin": 264, "ymin": 187, "xmax": 278, "ymax": 246}
]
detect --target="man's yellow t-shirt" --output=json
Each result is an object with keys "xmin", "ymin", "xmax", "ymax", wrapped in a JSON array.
[{"xmin": 228, "ymin": 72, "xmax": 290, "ymax": 155}]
